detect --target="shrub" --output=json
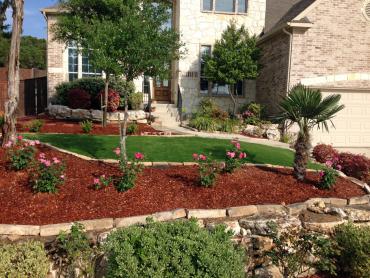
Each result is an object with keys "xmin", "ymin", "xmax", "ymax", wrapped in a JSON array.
[
  {"xmin": 93, "ymin": 175, "xmax": 112, "ymax": 190},
  {"xmin": 193, "ymin": 153, "xmax": 220, "ymax": 187},
  {"xmin": 99, "ymin": 89, "xmax": 120, "ymax": 112},
  {"xmin": 30, "ymin": 153, "xmax": 65, "ymax": 193},
  {"xmin": 223, "ymin": 139, "xmax": 248, "ymax": 173},
  {"xmin": 28, "ymin": 119, "xmax": 44, "ymax": 133},
  {"xmin": 80, "ymin": 120, "xmax": 93, "ymax": 134},
  {"xmin": 312, "ymin": 144, "xmax": 339, "ymax": 163},
  {"xmin": 114, "ymin": 148, "xmax": 144, "ymax": 192},
  {"xmin": 339, "ymin": 152, "xmax": 370, "ymax": 182},
  {"xmin": 68, "ymin": 88, "xmax": 91, "ymax": 109},
  {"xmin": 0, "ymin": 114, "xmax": 4, "ymax": 128},
  {"xmin": 318, "ymin": 164, "xmax": 339, "ymax": 190},
  {"xmin": 218, "ymin": 118, "xmax": 240, "ymax": 133},
  {"xmin": 56, "ymin": 223, "xmax": 97, "ymax": 277},
  {"xmin": 198, "ymin": 98, "xmax": 229, "ymax": 120},
  {"xmin": 127, "ymin": 122, "xmax": 138, "ymax": 135},
  {"xmin": 5, "ymin": 136, "xmax": 38, "ymax": 170},
  {"xmin": 128, "ymin": 92, "xmax": 144, "ymax": 110},
  {"xmin": 189, "ymin": 116, "xmax": 218, "ymax": 132},
  {"xmin": 104, "ymin": 219, "xmax": 246, "ymax": 278},
  {"xmin": 0, "ymin": 241, "xmax": 50, "ymax": 278},
  {"xmin": 327, "ymin": 223, "xmax": 370, "ymax": 278}
]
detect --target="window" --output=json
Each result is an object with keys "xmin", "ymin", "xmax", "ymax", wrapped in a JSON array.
[
  {"xmin": 82, "ymin": 52, "xmax": 102, "ymax": 78},
  {"xmin": 68, "ymin": 45, "xmax": 78, "ymax": 81},
  {"xmin": 200, "ymin": 45, "xmax": 211, "ymax": 94},
  {"xmin": 202, "ymin": 0, "xmax": 248, "ymax": 14},
  {"xmin": 200, "ymin": 45, "xmax": 244, "ymax": 97}
]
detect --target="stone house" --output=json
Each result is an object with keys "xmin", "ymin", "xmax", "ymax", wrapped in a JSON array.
[
  {"xmin": 42, "ymin": 0, "xmax": 266, "ymax": 115},
  {"xmin": 257, "ymin": 0, "xmax": 370, "ymax": 151}
]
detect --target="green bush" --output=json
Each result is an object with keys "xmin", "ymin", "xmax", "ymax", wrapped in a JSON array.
[
  {"xmin": 104, "ymin": 219, "xmax": 246, "ymax": 278},
  {"xmin": 127, "ymin": 122, "xmax": 139, "ymax": 135},
  {"xmin": 330, "ymin": 223, "xmax": 370, "ymax": 278},
  {"xmin": 0, "ymin": 114, "xmax": 4, "ymax": 128},
  {"xmin": 80, "ymin": 120, "xmax": 94, "ymax": 134},
  {"xmin": 198, "ymin": 98, "xmax": 228, "ymax": 120},
  {"xmin": 0, "ymin": 241, "xmax": 50, "ymax": 278},
  {"xmin": 128, "ymin": 92, "xmax": 144, "ymax": 110},
  {"xmin": 218, "ymin": 118, "xmax": 240, "ymax": 133},
  {"xmin": 189, "ymin": 116, "xmax": 219, "ymax": 132},
  {"xmin": 28, "ymin": 119, "xmax": 44, "ymax": 133}
]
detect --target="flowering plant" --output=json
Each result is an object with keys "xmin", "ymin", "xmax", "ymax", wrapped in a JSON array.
[
  {"xmin": 223, "ymin": 139, "xmax": 248, "ymax": 173},
  {"xmin": 193, "ymin": 153, "xmax": 220, "ymax": 187},
  {"xmin": 114, "ymin": 147, "xmax": 144, "ymax": 192},
  {"xmin": 4, "ymin": 136, "xmax": 39, "ymax": 170},
  {"xmin": 30, "ymin": 153, "xmax": 66, "ymax": 193},
  {"xmin": 318, "ymin": 159, "xmax": 341, "ymax": 190},
  {"xmin": 93, "ymin": 175, "xmax": 112, "ymax": 190}
]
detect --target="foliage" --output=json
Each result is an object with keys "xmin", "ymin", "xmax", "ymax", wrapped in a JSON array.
[
  {"xmin": 321, "ymin": 223, "xmax": 370, "ymax": 278},
  {"xmin": 223, "ymin": 139, "xmax": 248, "ymax": 173},
  {"xmin": 189, "ymin": 116, "xmax": 219, "ymax": 132},
  {"xmin": 280, "ymin": 133, "xmax": 295, "ymax": 144},
  {"xmin": 339, "ymin": 152, "xmax": 370, "ymax": 182},
  {"xmin": 266, "ymin": 222, "xmax": 333, "ymax": 278},
  {"xmin": 318, "ymin": 164, "xmax": 339, "ymax": 189},
  {"xmin": 0, "ymin": 35, "xmax": 46, "ymax": 69},
  {"xmin": 30, "ymin": 152, "xmax": 65, "ymax": 193},
  {"xmin": 193, "ymin": 153, "xmax": 220, "ymax": 187},
  {"xmin": 111, "ymin": 77, "xmax": 136, "ymax": 97},
  {"xmin": 104, "ymin": 219, "xmax": 246, "ymax": 278},
  {"xmin": 312, "ymin": 144, "xmax": 339, "ymax": 163},
  {"xmin": 68, "ymin": 88, "xmax": 92, "ymax": 110},
  {"xmin": 4, "ymin": 136, "xmax": 37, "ymax": 170},
  {"xmin": 198, "ymin": 98, "xmax": 229, "ymax": 119},
  {"xmin": 275, "ymin": 84, "xmax": 344, "ymax": 181},
  {"xmin": 204, "ymin": 22, "xmax": 260, "ymax": 115},
  {"xmin": 114, "ymin": 148, "xmax": 144, "ymax": 192},
  {"xmin": 56, "ymin": 223, "xmax": 97, "ymax": 277},
  {"xmin": 218, "ymin": 118, "xmax": 240, "ymax": 133},
  {"xmin": 93, "ymin": 174, "xmax": 112, "ymax": 190},
  {"xmin": 98, "ymin": 88, "xmax": 120, "ymax": 112},
  {"xmin": 80, "ymin": 120, "xmax": 94, "ymax": 134},
  {"xmin": 128, "ymin": 92, "xmax": 144, "ymax": 110},
  {"xmin": 127, "ymin": 122, "xmax": 138, "ymax": 135},
  {"xmin": 28, "ymin": 119, "xmax": 44, "ymax": 133},
  {"xmin": 241, "ymin": 102, "xmax": 265, "ymax": 126},
  {"xmin": 0, "ymin": 240, "xmax": 50, "ymax": 278},
  {"xmin": 0, "ymin": 113, "xmax": 4, "ymax": 128}
]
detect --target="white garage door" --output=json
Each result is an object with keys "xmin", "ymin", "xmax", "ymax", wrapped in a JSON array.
[{"xmin": 312, "ymin": 90, "xmax": 370, "ymax": 148}]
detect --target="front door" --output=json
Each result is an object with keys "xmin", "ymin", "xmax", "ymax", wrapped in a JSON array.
[{"xmin": 154, "ymin": 78, "xmax": 171, "ymax": 102}]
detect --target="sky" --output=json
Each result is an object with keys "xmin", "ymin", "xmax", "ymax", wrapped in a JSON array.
[{"xmin": 6, "ymin": 0, "xmax": 57, "ymax": 39}]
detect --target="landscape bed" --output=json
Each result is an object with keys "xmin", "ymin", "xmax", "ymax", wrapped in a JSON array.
[{"xmin": 0, "ymin": 145, "xmax": 365, "ymax": 225}]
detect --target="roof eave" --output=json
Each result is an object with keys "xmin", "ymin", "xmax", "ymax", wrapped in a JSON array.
[{"xmin": 257, "ymin": 22, "xmax": 313, "ymax": 44}]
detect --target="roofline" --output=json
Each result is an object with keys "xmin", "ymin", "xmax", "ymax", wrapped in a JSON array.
[
  {"xmin": 310, "ymin": 86, "xmax": 370, "ymax": 92},
  {"xmin": 292, "ymin": 0, "xmax": 324, "ymax": 21}
]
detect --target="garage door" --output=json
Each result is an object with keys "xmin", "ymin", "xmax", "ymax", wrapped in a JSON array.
[{"xmin": 311, "ymin": 90, "xmax": 370, "ymax": 147}]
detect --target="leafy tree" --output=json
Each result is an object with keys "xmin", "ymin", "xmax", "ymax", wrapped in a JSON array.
[
  {"xmin": 276, "ymin": 84, "xmax": 344, "ymax": 181},
  {"xmin": 204, "ymin": 21, "xmax": 260, "ymax": 116},
  {"xmin": 53, "ymin": 0, "xmax": 182, "ymax": 160}
]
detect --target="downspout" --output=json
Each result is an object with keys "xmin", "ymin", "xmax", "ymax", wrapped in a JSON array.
[{"xmin": 282, "ymin": 27, "xmax": 293, "ymax": 92}]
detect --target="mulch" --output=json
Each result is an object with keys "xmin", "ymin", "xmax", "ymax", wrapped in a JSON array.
[
  {"xmin": 0, "ymin": 146, "xmax": 366, "ymax": 225},
  {"xmin": 16, "ymin": 116, "xmax": 159, "ymax": 135}
]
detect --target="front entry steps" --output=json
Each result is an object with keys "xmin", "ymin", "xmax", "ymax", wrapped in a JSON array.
[{"xmin": 151, "ymin": 102, "xmax": 180, "ymax": 128}]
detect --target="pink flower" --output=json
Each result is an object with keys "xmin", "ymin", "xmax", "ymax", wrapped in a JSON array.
[
  {"xmin": 239, "ymin": 152, "xmax": 247, "ymax": 159},
  {"xmin": 325, "ymin": 160, "xmax": 333, "ymax": 168},
  {"xmin": 336, "ymin": 164, "xmax": 342, "ymax": 171},
  {"xmin": 17, "ymin": 135, "xmax": 23, "ymax": 141},
  {"xmin": 114, "ymin": 147, "xmax": 121, "ymax": 156},
  {"xmin": 41, "ymin": 160, "xmax": 51, "ymax": 167},
  {"xmin": 101, "ymin": 174, "xmax": 106, "ymax": 179},
  {"xmin": 192, "ymin": 153, "xmax": 199, "ymax": 160},
  {"xmin": 52, "ymin": 157, "xmax": 61, "ymax": 164},
  {"xmin": 227, "ymin": 151, "xmax": 236, "ymax": 159},
  {"xmin": 28, "ymin": 141, "xmax": 36, "ymax": 146},
  {"xmin": 35, "ymin": 140, "xmax": 40, "ymax": 145},
  {"xmin": 39, "ymin": 153, "xmax": 46, "ymax": 159},
  {"xmin": 199, "ymin": 154, "xmax": 207, "ymax": 161},
  {"xmin": 319, "ymin": 171, "xmax": 325, "ymax": 178},
  {"xmin": 134, "ymin": 152, "xmax": 144, "ymax": 160},
  {"xmin": 93, "ymin": 178, "xmax": 100, "ymax": 185},
  {"xmin": 4, "ymin": 141, "xmax": 13, "ymax": 148},
  {"xmin": 60, "ymin": 175, "xmax": 65, "ymax": 180}
]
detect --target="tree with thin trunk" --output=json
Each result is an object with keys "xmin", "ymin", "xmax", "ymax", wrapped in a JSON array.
[
  {"xmin": 204, "ymin": 21, "xmax": 260, "ymax": 116},
  {"xmin": 1, "ymin": 0, "xmax": 23, "ymax": 146},
  {"xmin": 275, "ymin": 84, "xmax": 344, "ymax": 181},
  {"xmin": 52, "ymin": 0, "xmax": 182, "ymax": 160}
]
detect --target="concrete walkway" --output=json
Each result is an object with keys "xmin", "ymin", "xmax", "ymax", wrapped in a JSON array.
[{"xmin": 153, "ymin": 123, "xmax": 291, "ymax": 150}]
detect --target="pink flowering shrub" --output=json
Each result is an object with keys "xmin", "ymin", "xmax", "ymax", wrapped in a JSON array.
[
  {"xmin": 93, "ymin": 174, "xmax": 112, "ymax": 190},
  {"xmin": 4, "ymin": 136, "xmax": 39, "ymax": 170},
  {"xmin": 318, "ymin": 159, "xmax": 341, "ymax": 190},
  {"xmin": 223, "ymin": 139, "xmax": 248, "ymax": 173},
  {"xmin": 193, "ymin": 153, "xmax": 220, "ymax": 187},
  {"xmin": 30, "ymin": 153, "xmax": 66, "ymax": 193},
  {"xmin": 114, "ymin": 147, "xmax": 145, "ymax": 192}
]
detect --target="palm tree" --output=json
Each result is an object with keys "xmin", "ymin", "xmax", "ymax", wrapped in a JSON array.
[{"xmin": 276, "ymin": 84, "xmax": 344, "ymax": 181}]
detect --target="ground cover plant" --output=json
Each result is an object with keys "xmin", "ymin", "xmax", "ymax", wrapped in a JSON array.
[
  {"xmin": 193, "ymin": 153, "xmax": 220, "ymax": 187},
  {"xmin": 24, "ymin": 134, "xmax": 320, "ymax": 168},
  {"xmin": 4, "ymin": 135, "xmax": 38, "ymax": 170},
  {"xmin": 28, "ymin": 119, "xmax": 44, "ymax": 133},
  {"xmin": 80, "ymin": 120, "xmax": 94, "ymax": 134},
  {"xmin": 104, "ymin": 219, "xmax": 246, "ymax": 278}
]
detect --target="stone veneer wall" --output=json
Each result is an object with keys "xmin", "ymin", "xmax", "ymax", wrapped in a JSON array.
[
  {"xmin": 175, "ymin": 0, "xmax": 266, "ymax": 114},
  {"xmin": 290, "ymin": 0, "xmax": 370, "ymax": 87}
]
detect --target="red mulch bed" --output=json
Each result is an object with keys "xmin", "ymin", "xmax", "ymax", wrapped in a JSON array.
[
  {"xmin": 0, "ymin": 146, "xmax": 366, "ymax": 225},
  {"xmin": 16, "ymin": 116, "xmax": 159, "ymax": 135}
]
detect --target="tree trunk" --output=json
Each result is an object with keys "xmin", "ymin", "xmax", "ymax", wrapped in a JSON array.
[
  {"xmin": 1, "ymin": 0, "xmax": 23, "ymax": 146},
  {"xmin": 293, "ymin": 126, "xmax": 311, "ymax": 181},
  {"xmin": 119, "ymin": 84, "xmax": 129, "ymax": 162},
  {"xmin": 229, "ymin": 84, "xmax": 237, "ymax": 117},
  {"xmin": 102, "ymin": 75, "xmax": 110, "ymax": 127}
]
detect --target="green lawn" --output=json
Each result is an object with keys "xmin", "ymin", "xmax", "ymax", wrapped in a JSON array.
[{"xmin": 25, "ymin": 134, "xmax": 320, "ymax": 168}]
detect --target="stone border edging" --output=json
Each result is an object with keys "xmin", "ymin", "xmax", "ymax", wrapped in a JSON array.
[{"xmin": 1, "ymin": 195, "xmax": 369, "ymax": 237}]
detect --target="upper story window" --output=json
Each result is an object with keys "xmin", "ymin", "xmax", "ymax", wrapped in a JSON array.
[
  {"xmin": 68, "ymin": 45, "xmax": 78, "ymax": 81},
  {"xmin": 202, "ymin": 0, "xmax": 248, "ymax": 14}
]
